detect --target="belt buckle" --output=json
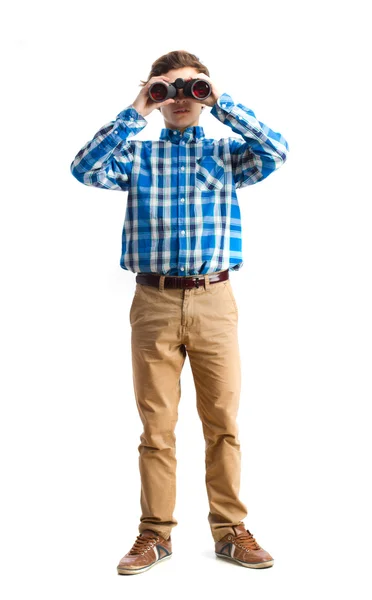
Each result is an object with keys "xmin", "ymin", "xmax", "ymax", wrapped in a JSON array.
[{"xmin": 192, "ymin": 276, "xmax": 201, "ymax": 289}]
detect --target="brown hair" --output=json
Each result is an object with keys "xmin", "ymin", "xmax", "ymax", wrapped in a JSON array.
[
  {"xmin": 139, "ymin": 49, "xmax": 210, "ymax": 112},
  {"xmin": 139, "ymin": 49, "xmax": 210, "ymax": 87}
]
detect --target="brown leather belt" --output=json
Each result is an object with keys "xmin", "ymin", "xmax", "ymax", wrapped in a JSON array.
[{"xmin": 136, "ymin": 269, "xmax": 229, "ymax": 289}]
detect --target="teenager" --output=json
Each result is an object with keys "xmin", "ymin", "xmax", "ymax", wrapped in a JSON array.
[{"xmin": 70, "ymin": 49, "xmax": 289, "ymax": 575}]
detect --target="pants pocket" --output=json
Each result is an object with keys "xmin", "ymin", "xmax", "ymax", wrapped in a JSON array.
[
  {"xmin": 224, "ymin": 280, "xmax": 239, "ymax": 315},
  {"xmin": 129, "ymin": 284, "xmax": 143, "ymax": 324}
]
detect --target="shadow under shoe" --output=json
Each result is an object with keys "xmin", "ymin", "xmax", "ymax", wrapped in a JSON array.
[
  {"xmin": 117, "ymin": 529, "xmax": 172, "ymax": 575},
  {"xmin": 215, "ymin": 524, "xmax": 274, "ymax": 569}
]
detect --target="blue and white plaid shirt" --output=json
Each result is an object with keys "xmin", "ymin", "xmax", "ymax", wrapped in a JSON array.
[{"xmin": 70, "ymin": 92, "xmax": 289, "ymax": 276}]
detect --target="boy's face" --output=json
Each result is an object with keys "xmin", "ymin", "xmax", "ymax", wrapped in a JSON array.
[{"xmin": 159, "ymin": 67, "xmax": 206, "ymax": 133}]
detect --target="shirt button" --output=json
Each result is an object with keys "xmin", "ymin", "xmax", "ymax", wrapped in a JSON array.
[
  {"xmin": 181, "ymin": 230, "xmax": 185, "ymax": 235},
  {"xmin": 180, "ymin": 198, "xmax": 185, "ymax": 202},
  {"xmin": 173, "ymin": 131, "xmax": 177, "ymax": 135},
  {"xmin": 222, "ymin": 103, "xmax": 226, "ymax": 108},
  {"xmin": 114, "ymin": 130, "xmax": 118, "ymax": 134},
  {"xmin": 181, "ymin": 166, "xmax": 185, "ymax": 171},
  {"xmin": 180, "ymin": 266, "xmax": 185, "ymax": 271}
]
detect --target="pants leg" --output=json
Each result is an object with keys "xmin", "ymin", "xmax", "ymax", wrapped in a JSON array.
[
  {"xmin": 185, "ymin": 278, "xmax": 248, "ymax": 542},
  {"xmin": 130, "ymin": 281, "xmax": 186, "ymax": 540}
]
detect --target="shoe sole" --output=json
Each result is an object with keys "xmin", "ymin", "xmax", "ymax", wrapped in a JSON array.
[
  {"xmin": 215, "ymin": 552, "xmax": 274, "ymax": 569},
  {"xmin": 117, "ymin": 553, "xmax": 172, "ymax": 575}
]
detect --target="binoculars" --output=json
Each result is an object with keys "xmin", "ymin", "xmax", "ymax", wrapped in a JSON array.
[{"xmin": 148, "ymin": 77, "xmax": 211, "ymax": 103}]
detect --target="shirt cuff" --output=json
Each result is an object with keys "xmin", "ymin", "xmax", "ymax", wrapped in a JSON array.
[
  {"xmin": 210, "ymin": 93, "xmax": 235, "ymax": 121},
  {"xmin": 113, "ymin": 105, "xmax": 148, "ymax": 137}
]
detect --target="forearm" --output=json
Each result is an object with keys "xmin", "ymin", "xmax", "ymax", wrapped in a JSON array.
[
  {"xmin": 70, "ymin": 105, "xmax": 147, "ymax": 185},
  {"xmin": 211, "ymin": 92, "xmax": 289, "ymax": 164}
]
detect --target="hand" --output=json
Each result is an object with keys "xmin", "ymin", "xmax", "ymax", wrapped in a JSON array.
[
  {"xmin": 192, "ymin": 73, "xmax": 222, "ymax": 108},
  {"xmin": 131, "ymin": 76, "xmax": 176, "ymax": 118}
]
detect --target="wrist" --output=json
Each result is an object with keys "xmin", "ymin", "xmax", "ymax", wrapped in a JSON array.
[{"xmin": 131, "ymin": 103, "xmax": 145, "ymax": 117}]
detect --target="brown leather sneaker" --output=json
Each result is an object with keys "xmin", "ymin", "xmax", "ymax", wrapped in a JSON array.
[
  {"xmin": 215, "ymin": 524, "xmax": 274, "ymax": 569},
  {"xmin": 117, "ymin": 529, "xmax": 172, "ymax": 575}
]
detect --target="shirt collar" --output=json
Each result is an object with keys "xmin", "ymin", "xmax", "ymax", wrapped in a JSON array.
[{"xmin": 159, "ymin": 125, "xmax": 205, "ymax": 144}]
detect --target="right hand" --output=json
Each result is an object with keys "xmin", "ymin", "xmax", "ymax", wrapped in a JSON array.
[{"xmin": 131, "ymin": 76, "xmax": 177, "ymax": 118}]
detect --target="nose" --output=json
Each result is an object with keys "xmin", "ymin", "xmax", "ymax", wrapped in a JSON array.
[{"xmin": 176, "ymin": 87, "xmax": 186, "ymax": 99}]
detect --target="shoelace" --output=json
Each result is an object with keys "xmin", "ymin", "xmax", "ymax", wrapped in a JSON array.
[
  {"xmin": 234, "ymin": 529, "xmax": 261, "ymax": 551},
  {"xmin": 128, "ymin": 534, "xmax": 160, "ymax": 555}
]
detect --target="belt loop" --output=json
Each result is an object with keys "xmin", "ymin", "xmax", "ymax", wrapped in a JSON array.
[
  {"xmin": 204, "ymin": 274, "xmax": 210, "ymax": 290},
  {"xmin": 159, "ymin": 275, "xmax": 165, "ymax": 292}
]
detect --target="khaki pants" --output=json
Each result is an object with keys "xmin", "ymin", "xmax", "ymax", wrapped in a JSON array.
[{"xmin": 129, "ymin": 271, "xmax": 248, "ymax": 542}]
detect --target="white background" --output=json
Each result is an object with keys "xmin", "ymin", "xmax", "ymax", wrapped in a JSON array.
[{"xmin": 1, "ymin": 0, "xmax": 371, "ymax": 598}]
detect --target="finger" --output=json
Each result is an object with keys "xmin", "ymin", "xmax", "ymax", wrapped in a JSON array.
[
  {"xmin": 145, "ymin": 76, "xmax": 170, "ymax": 90},
  {"xmin": 150, "ymin": 76, "xmax": 171, "ymax": 83}
]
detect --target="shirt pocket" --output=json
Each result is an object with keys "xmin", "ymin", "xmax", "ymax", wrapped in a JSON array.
[{"xmin": 195, "ymin": 156, "xmax": 225, "ymax": 192}]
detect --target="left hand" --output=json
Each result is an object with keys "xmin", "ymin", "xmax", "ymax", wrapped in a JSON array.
[{"xmin": 188, "ymin": 73, "xmax": 221, "ymax": 108}]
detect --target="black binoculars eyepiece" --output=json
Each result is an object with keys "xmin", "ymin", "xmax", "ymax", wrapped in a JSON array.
[{"xmin": 148, "ymin": 77, "xmax": 211, "ymax": 103}]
